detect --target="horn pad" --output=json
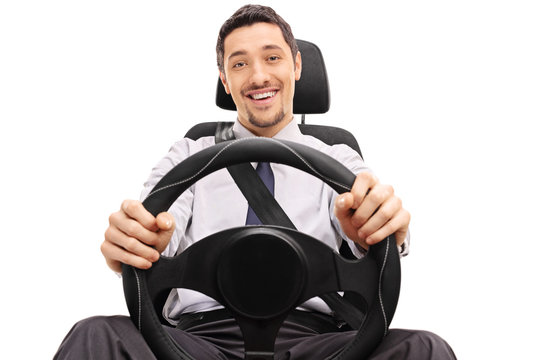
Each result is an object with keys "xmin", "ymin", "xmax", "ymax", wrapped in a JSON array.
[{"xmin": 217, "ymin": 229, "xmax": 307, "ymax": 319}]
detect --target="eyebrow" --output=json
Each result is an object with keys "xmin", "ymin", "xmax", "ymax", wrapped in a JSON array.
[{"xmin": 228, "ymin": 44, "xmax": 285, "ymax": 61}]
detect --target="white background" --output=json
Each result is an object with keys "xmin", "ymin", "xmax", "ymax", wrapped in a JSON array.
[{"xmin": 1, "ymin": 1, "xmax": 539, "ymax": 358}]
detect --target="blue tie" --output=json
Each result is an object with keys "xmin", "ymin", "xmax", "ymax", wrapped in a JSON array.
[{"xmin": 245, "ymin": 162, "xmax": 275, "ymax": 225}]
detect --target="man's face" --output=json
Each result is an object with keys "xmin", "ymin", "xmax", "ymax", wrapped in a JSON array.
[{"xmin": 220, "ymin": 22, "xmax": 302, "ymax": 137}]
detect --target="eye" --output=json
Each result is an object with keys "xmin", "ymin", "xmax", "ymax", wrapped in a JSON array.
[
  {"xmin": 233, "ymin": 61, "xmax": 246, "ymax": 69},
  {"xmin": 268, "ymin": 55, "xmax": 280, "ymax": 62}
]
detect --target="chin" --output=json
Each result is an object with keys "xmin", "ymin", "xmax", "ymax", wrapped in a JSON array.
[{"xmin": 247, "ymin": 110, "xmax": 286, "ymax": 129}]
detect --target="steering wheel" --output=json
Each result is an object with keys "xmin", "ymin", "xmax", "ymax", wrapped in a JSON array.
[{"xmin": 122, "ymin": 137, "xmax": 401, "ymax": 360}]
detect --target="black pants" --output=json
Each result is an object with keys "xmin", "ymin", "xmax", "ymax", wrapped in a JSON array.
[{"xmin": 54, "ymin": 314, "xmax": 456, "ymax": 359}]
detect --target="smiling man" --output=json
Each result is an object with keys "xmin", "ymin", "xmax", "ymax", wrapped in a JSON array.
[{"xmin": 54, "ymin": 5, "xmax": 456, "ymax": 360}]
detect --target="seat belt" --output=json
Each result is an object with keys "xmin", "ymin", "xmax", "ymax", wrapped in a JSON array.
[
  {"xmin": 214, "ymin": 122, "xmax": 365, "ymax": 330},
  {"xmin": 215, "ymin": 123, "xmax": 295, "ymax": 228}
]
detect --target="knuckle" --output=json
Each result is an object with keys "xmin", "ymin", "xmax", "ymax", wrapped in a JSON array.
[
  {"xmin": 403, "ymin": 209, "xmax": 411, "ymax": 223},
  {"xmin": 387, "ymin": 221, "xmax": 398, "ymax": 233},
  {"xmin": 124, "ymin": 237, "xmax": 140, "ymax": 252},
  {"xmin": 358, "ymin": 171, "xmax": 371, "ymax": 179},
  {"xmin": 371, "ymin": 191, "xmax": 385, "ymax": 204},
  {"xmin": 124, "ymin": 221, "xmax": 139, "ymax": 237},
  {"xmin": 108, "ymin": 212, "xmax": 120, "ymax": 225},
  {"xmin": 122, "ymin": 199, "xmax": 139, "ymax": 214},
  {"xmin": 371, "ymin": 184, "xmax": 394, "ymax": 204},
  {"xmin": 351, "ymin": 213, "xmax": 367, "ymax": 227},
  {"xmin": 358, "ymin": 171, "xmax": 375, "ymax": 183},
  {"xmin": 378, "ymin": 207, "xmax": 393, "ymax": 220},
  {"xmin": 121, "ymin": 200, "xmax": 131, "ymax": 211},
  {"xmin": 104, "ymin": 227, "xmax": 112, "ymax": 240},
  {"xmin": 381, "ymin": 186, "xmax": 394, "ymax": 200},
  {"xmin": 125, "ymin": 202, "xmax": 135, "ymax": 214},
  {"xmin": 100, "ymin": 241, "xmax": 109, "ymax": 255}
]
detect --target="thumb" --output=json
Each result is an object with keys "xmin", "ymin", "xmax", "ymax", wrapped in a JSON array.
[
  {"xmin": 155, "ymin": 212, "xmax": 176, "ymax": 253},
  {"xmin": 334, "ymin": 192, "xmax": 354, "ymax": 220},
  {"xmin": 334, "ymin": 193, "xmax": 364, "ymax": 245}
]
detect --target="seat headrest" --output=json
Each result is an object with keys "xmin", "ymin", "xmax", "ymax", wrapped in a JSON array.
[{"xmin": 215, "ymin": 39, "xmax": 330, "ymax": 114}]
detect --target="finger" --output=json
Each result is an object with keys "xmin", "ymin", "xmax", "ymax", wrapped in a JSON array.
[
  {"xmin": 101, "ymin": 240, "xmax": 153, "ymax": 271},
  {"xmin": 155, "ymin": 212, "xmax": 176, "ymax": 253},
  {"xmin": 351, "ymin": 184, "xmax": 394, "ymax": 228},
  {"xmin": 365, "ymin": 208, "xmax": 410, "ymax": 246},
  {"xmin": 349, "ymin": 172, "xmax": 378, "ymax": 208},
  {"xmin": 113, "ymin": 213, "xmax": 161, "ymax": 247},
  {"xmin": 333, "ymin": 193, "xmax": 355, "ymax": 220},
  {"xmin": 121, "ymin": 200, "xmax": 158, "ymax": 231},
  {"xmin": 105, "ymin": 225, "xmax": 160, "ymax": 262},
  {"xmin": 334, "ymin": 193, "xmax": 369, "ymax": 250},
  {"xmin": 156, "ymin": 212, "xmax": 175, "ymax": 231},
  {"xmin": 357, "ymin": 195, "xmax": 401, "ymax": 240}
]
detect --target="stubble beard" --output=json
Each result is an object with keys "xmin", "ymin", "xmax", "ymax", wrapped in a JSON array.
[{"xmin": 246, "ymin": 107, "xmax": 286, "ymax": 129}]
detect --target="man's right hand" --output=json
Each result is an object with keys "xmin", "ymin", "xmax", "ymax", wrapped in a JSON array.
[{"xmin": 101, "ymin": 200, "xmax": 176, "ymax": 273}]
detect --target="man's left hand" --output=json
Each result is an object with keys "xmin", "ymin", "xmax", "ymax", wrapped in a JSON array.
[{"xmin": 334, "ymin": 171, "xmax": 410, "ymax": 249}]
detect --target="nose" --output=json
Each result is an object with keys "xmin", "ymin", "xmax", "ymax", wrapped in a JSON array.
[{"xmin": 248, "ymin": 60, "xmax": 271, "ymax": 86}]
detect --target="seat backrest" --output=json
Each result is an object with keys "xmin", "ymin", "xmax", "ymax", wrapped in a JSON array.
[{"xmin": 185, "ymin": 122, "xmax": 362, "ymax": 158}]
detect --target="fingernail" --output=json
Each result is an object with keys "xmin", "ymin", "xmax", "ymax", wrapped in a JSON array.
[{"xmin": 163, "ymin": 217, "xmax": 172, "ymax": 228}]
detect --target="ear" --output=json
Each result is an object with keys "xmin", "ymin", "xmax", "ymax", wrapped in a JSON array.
[
  {"xmin": 219, "ymin": 71, "xmax": 231, "ymax": 94},
  {"xmin": 294, "ymin": 51, "xmax": 302, "ymax": 81}
]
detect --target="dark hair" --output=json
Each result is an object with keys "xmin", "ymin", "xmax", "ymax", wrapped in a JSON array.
[{"xmin": 216, "ymin": 4, "xmax": 298, "ymax": 74}]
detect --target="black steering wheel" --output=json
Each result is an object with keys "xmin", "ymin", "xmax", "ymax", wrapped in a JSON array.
[{"xmin": 122, "ymin": 137, "xmax": 401, "ymax": 360}]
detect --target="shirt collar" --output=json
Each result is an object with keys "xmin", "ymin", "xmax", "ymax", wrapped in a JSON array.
[{"xmin": 232, "ymin": 117, "xmax": 303, "ymax": 142}]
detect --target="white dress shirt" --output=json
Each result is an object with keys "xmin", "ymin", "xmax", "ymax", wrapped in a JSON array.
[{"xmin": 140, "ymin": 119, "xmax": 408, "ymax": 324}]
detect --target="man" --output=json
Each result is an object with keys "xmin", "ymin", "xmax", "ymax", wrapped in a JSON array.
[{"xmin": 55, "ymin": 5, "xmax": 456, "ymax": 359}]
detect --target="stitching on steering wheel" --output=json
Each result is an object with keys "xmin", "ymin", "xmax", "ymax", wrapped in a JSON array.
[
  {"xmin": 146, "ymin": 140, "xmax": 237, "ymax": 199},
  {"xmin": 378, "ymin": 238, "xmax": 390, "ymax": 336},
  {"xmin": 133, "ymin": 268, "xmax": 142, "ymax": 331},
  {"xmin": 134, "ymin": 269, "xmax": 194, "ymax": 359},
  {"xmin": 339, "ymin": 238, "xmax": 391, "ymax": 358},
  {"xmin": 146, "ymin": 138, "xmax": 352, "ymax": 200},
  {"xmin": 264, "ymin": 137, "xmax": 352, "ymax": 193}
]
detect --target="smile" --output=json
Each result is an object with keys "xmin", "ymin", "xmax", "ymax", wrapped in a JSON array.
[{"xmin": 250, "ymin": 91, "xmax": 277, "ymax": 100}]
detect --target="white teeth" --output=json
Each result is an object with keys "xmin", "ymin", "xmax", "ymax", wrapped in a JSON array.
[{"xmin": 252, "ymin": 91, "xmax": 276, "ymax": 100}]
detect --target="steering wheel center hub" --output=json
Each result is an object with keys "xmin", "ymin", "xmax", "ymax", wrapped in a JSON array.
[{"xmin": 217, "ymin": 228, "xmax": 307, "ymax": 319}]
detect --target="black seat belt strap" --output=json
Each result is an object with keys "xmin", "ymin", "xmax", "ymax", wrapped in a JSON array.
[
  {"xmin": 215, "ymin": 122, "xmax": 295, "ymax": 228},
  {"xmin": 214, "ymin": 122, "xmax": 364, "ymax": 330}
]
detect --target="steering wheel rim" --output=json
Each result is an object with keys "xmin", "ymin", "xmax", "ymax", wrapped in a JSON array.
[
  {"xmin": 142, "ymin": 137, "xmax": 355, "ymax": 217},
  {"xmin": 122, "ymin": 137, "xmax": 400, "ymax": 360}
]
